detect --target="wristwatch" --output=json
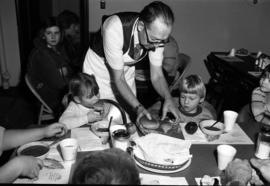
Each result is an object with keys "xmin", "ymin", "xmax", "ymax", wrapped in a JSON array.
[{"xmin": 134, "ymin": 104, "xmax": 144, "ymax": 113}]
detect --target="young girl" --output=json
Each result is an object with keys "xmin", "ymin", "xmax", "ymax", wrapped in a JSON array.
[
  {"xmin": 251, "ymin": 64, "xmax": 270, "ymax": 124},
  {"xmin": 59, "ymin": 73, "xmax": 104, "ymax": 129}
]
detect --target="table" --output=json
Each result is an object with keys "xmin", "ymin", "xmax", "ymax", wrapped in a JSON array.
[
  {"xmin": 14, "ymin": 120, "xmax": 263, "ymax": 185},
  {"xmin": 75, "ymin": 121, "xmax": 262, "ymax": 185},
  {"xmin": 206, "ymin": 52, "xmax": 261, "ymax": 116}
]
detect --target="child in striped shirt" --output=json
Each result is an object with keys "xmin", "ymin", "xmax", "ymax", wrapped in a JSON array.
[{"xmin": 251, "ymin": 64, "xmax": 270, "ymax": 125}]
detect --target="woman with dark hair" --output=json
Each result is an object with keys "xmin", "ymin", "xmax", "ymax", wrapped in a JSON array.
[
  {"xmin": 83, "ymin": 1, "xmax": 180, "ymax": 123},
  {"xmin": 27, "ymin": 16, "xmax": 72, "ymax": 117}
]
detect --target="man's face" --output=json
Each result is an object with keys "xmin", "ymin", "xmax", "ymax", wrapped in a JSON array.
[
  {"xmin": 139, "ymin": 17, "xmax": 172, "ymax": 51},
  {"xmin": 66, "ymin": 23, "xmax": 80, "ymax": 43}
]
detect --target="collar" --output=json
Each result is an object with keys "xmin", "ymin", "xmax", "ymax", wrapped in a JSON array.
[{"xmin": 179, "ymin": 105, "xmax": 203, "ymax": 116}]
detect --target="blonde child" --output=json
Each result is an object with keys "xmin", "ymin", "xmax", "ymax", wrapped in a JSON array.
[
  {"xmin": 149, "ymin": 74, "xmax": 216, "ymax": 123},
  {"xmin": 251, "ymin": 64, "xmax": 270, "ymax": 124},
  {"xmin": 59, "ymin": 73, "xmax": 103, "ymax": 129}
]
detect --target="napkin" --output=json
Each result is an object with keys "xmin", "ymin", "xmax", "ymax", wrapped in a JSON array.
[
  {"xmin": 134, "ymin": 133, "xmax": 192, "ymax": 165},
  {"xmin": 140, "ymin": 173, "xmax": 188, "ymax": 185}
]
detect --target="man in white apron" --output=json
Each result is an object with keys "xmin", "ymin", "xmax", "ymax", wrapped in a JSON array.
[{"xmin": 83, "ymin": 1, "xmax": 180, "ymax": 123}]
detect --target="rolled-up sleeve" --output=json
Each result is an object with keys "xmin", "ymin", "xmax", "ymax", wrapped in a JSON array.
[{"xmin": 103, "ymin": 15, "xmax": 124, "ymax": 70}]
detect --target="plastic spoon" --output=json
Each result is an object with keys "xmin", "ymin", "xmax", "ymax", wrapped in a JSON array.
[{"xmin": 205, "ymin": 120, "xmax": 220, "ymax": 131}]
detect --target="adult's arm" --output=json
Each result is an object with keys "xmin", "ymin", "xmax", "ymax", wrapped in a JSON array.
[
  {"xmin": 0, "ymin": 156, "xmax": 43, "ymax": 183},
  {"xmin": 149, "ymin": 62, "xmax": 180, "ymax": 121},
  {"xmin": 102, "ymin": 16, "xmax": 151, "ymax": 120},
  {"xmin": 2, "ymin": 123, "xmax": 66, "ymax": 151}
]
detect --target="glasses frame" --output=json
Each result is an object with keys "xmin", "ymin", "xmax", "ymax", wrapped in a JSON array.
[{"xmin": 144, "ymin": 26, "xmax": 169, "ymax": 48}]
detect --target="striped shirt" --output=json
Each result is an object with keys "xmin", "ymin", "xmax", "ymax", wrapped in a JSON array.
[{"xmin": 251, "ymin": 87, "xmax": 270, "ymax": 125}]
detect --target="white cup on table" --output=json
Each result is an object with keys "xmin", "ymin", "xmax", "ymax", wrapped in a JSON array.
[
  {"xmin": 223, "ymin": 110, "xmax": 238, "ymax": 132},
  {"xmin": 217, "ymin": 145, "xmax": 237, "ymax": 170},
  {"xmin": 59, "ymin": 138, "xmax": 78, "ymax": 161}
]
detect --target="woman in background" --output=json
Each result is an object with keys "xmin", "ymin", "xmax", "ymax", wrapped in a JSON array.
[{"xmin": 27, "ymin": 17, "xmax": 72, "ymax": 117}]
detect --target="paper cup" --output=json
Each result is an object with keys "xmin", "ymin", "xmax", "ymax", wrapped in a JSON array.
[
  {"xmin": 217, "ymin": 145, "xmax": 237, "ymax": 170},
  {"xmin": 59, "ymin": 138, "xmax": 78, "ymax": 161},
  {"xmin": 223, "ymin": 110, "xmax": 238, "ymax": 132}
]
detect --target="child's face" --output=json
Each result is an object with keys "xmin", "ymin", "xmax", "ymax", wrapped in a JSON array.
[
  {"xmin": 179, "ymin": 92, "xmax": 203, "ymax": 113},
  {"xmin": 260, "ymin": 76, "xmax": 270, "ymax": 93},
  {"xmin": 44, "ymin": 26, "xmax": 61, "ymax": 47},
  {"xmin": 79, "ymin": 93, "xmax": 100, "ymax": 108}
]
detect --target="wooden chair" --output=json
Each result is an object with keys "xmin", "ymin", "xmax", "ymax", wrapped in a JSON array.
[{"xmin": 25, "ymin": 74, "xmax": 55, "ymax": 125}]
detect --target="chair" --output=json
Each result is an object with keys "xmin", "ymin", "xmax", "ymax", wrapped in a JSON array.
[
  {"xmin": 204, "ymin": 59, "xmax": 229, "ymax": 118},
  {"xmin": 25, "ymin": 74, "xmax": 55, "ymax": 125},
  {"xmin": 236, "ymin": 104, "xmax": 255, "ymax": 123},
  {"xmin": 169, "ymin": 53, "xmax": 191, "ymax": 94}
]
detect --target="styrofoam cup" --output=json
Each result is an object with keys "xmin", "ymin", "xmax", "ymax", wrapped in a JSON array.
[
  {"xmin": 217, "ymin": 145, "xmax": 237, "ymax": 170},
  {"xmin": 223, "ymin": 110, "xmax": 238, "ymax": 132},
  {"xmin": 59, "ymin": 138, "xmax": 78, "ymax": 161}
]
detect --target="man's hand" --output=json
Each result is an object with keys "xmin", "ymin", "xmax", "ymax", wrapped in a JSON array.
[
  {"xmin": 225, "ymin": 158, "xmax": 252, "ymax": 186},
  {"xmin": 161, "ymin": 98, "xmax": 180, "ymax": 122},
  {"xmin": 136, "ymin": 104, "xmax": 152, "ymax": 124},
  {"xmin": 250, "ymin": 158, "xmax": 270, "ymax": 182}
]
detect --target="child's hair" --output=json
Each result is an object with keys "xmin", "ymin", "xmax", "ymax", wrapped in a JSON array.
[
  {"xmin": 260, "ymin": 64, "xmax": 270, "ymax": 80},
  {"xmin": 178, "ymin": 74, "xmax": 206, "ymax": 99},
  {"xmin": 71, "ymin": 148, "xmax": 140, "ymax": 184},
  {"xmin": 68, "ymin": 72, "xmax": 99, "ymax": 102},
  {"xmin": 38, "ymin": 16, "xmax": 63, "ymax": 38}
]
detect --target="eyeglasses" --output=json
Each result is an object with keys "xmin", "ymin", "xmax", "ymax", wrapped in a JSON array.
[{"xmin": 144, "ymin": 27, "xmax": 169, "ymax": 48}]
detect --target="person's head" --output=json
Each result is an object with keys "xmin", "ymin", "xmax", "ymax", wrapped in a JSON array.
[
  {"xmin": 178, "ymin": 74, "xmax": 206, "ymax": 113},
  {"xmin": 260, "ymin": 64, "xmax": 270, "ymax": 93},
  {"xmin": 39, "ymin": 17, "xmax": 63, "ymax": 48},
  {"xmin": 68, "ymin": 73, "xmax": 100, "ymax": 108},
  {"xmin": 71, "ymin": 148, "xmax": 140, "ymax": 184},
  {"xmin": 57, "ymin": 10, "xmax": 80, "ymax": 43},
  {"xmin": 137, "ymin": 1, "xmax": 174, "ymax": 51},
  {"xmin": 162, "ymin": 35, "xmax": 179, "ymax": 76}
]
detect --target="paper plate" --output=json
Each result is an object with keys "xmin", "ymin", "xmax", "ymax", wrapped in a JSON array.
[
  {"xmin": 135, "ymin": 156, "xmax": 191, "ymax": 174},
  {"xmin": 133, "ymin": 145, "xmax": 192, "ymax": 173}
]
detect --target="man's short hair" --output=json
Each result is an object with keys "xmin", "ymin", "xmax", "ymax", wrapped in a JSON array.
[
  {"xmin": 139, "ymin": 1, "xmax": 174, "ymax": 27},
  {"xmin": 71, "ymin": 148, "xmax": 141, "ymax": 184},
  {"xmin": 57, "ymin": 10, "xmax": 79, "ymax": 30}
]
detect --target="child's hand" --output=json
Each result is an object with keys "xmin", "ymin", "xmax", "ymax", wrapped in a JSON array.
[
  {"xmin": 87, "ymin": 109, "xmax": 103, "ymax": 123},
  {"xmin": 12, "ymin": 156, "xmax": 44, "ymax": 180},
  {"xmin": 44, "ymin": 123, "xmax": 67, "ymax": 138}
]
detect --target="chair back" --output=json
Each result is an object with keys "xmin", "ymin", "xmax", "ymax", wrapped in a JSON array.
[
  {"xmin": 169, "ymin": 53, "xmax": 191, "ymax": 92},
  {"xmin": 25, "ymin": 74, "xmax": 54, "ymax": 124}
]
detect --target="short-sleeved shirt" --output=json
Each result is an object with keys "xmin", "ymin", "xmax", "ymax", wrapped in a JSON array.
[{"xmin": 102, "ymin": 15, "xmax": 164, "ymax": 69}]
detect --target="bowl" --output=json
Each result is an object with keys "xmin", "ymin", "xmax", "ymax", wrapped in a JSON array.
[
  {"xmin": 17, "ymin": 141, "xmax": 50, "ymax": 160},
  {"xmin": 199, "ymin": 120, "xmax": 224, "ymax": 141}
]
